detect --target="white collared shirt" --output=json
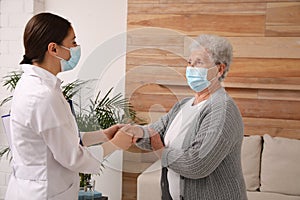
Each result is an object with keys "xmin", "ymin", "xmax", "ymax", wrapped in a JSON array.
[{"xmin": 6, "ymin": 64, "xmax": 103, "ymax": 200}]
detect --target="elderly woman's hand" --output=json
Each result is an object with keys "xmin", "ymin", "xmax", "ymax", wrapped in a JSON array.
[{"xmin": 149, "ymin": 128, "xmax": 165, "ymax": 158}]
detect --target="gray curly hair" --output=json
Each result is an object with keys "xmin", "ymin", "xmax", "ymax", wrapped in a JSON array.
[{"xmin": 190, "ymin": 34, "xmax": 233, "ymax": 81}]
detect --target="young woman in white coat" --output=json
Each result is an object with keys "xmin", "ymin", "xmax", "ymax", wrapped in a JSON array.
[{"xmin": 5, "ymin": 12, "xmax": 133, "ymax": 200}]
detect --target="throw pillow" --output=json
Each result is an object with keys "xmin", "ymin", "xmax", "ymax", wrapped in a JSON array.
[
  {"xmin": 241, "ymin": 135, "xmax": 262, "ymax": 191},
  {"xmin": 261, "ymin": 134, "xmax": 300, "ymax": 196}
]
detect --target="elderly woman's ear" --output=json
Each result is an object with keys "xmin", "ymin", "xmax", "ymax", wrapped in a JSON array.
[{"xmin": 217, "ymin": 63, "xmax": 226, "ymax": 79}]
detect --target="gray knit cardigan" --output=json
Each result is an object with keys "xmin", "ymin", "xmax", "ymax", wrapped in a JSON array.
[{"xmin": 137, "ymin": 87, "xmax": 248, "ymax": 200}]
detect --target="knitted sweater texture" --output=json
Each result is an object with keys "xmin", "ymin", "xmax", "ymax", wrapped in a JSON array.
[{"xmin": 137, "ymin": 88, "xmax": 248, "ymax": 200}]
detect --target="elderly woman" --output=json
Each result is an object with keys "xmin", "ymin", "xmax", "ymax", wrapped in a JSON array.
[{"xmin": 129, "ymin": 34, "xmax": 247, "ymax": 200}]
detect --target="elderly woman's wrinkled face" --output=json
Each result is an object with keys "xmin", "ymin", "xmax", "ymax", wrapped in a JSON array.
[
  {"xmin": 187, "ymin": 49, "xmax": 219, "ymax": 80},
  {"xmin": 187, "ymin": 49, "xmax": 214, "ymax": 69}
]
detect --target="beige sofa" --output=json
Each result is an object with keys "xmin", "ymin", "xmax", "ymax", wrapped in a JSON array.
[{"xmin": 137, "ymin": 134, "xmax": 300, "ymax": 200}]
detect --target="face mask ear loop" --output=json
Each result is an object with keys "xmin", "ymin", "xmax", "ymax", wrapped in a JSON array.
[
  {"xmin": 215, "ymin": 63, "xmax": 226, "ymax": 81},
  {"xmin": 215, "ymin": 64, "xmax": 221, "ymax": 77},
  {"xmin": 207, "ymin": 65, "xmax": 219, "ymax": 84},
  {"xmin": 54, "ymin": 45, "xmax": 70, "ymax": 61},
  {"xmin": 55, "ymin": 55, "xmax": 64, "ymax": 61},
  {"xmin": 60, "ymin": 45, "xmax": 71, "ymax": 51}
]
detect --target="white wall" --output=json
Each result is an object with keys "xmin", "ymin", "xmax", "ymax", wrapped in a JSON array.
[
  {"xmin": 45, "ymin": 0, "xmax": 128, "ymax": 95},
  {"xmin": 0, "ymin": 0, "xmax": 128, "ymax": 199},
  {"xmin": 0, "ymin": 0, "xmax": 43, "ymax": 198}
]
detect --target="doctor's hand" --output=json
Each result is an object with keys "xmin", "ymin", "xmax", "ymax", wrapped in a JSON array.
[
  {"xmin": 110, "ymin": 129, "xmax": 133, "ymax": 151},
  {"xmin": 81, "ymin": 125, "xmax": 125, "ymax": 147},
  {"xmin": 103, "ymin": 124, "xmax": 126, "ymax": 140}
]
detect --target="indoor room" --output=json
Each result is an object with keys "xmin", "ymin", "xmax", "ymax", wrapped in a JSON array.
[{"xmin": 0, "ymin": 0, "xmax": 299, "ymax": 200}]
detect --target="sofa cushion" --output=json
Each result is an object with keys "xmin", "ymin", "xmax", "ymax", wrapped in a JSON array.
[
  {"xmin": 137, "ymin": 160, "xmax": 161, "ymax": 200},
  {"xmin": 241, "ymin": 135, "xmax": 262, "ymax": 191},
  {"xmin": 247, "ymin": 191, "xmax": 300, "ymax": 200},
  {"xmin": 261, "ymin": 134, "xmax": 300, "ymax": 196}
]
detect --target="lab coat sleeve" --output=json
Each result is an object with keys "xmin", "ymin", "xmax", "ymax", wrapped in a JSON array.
[
  {"xmin": 41, "ymin": 123, "xmax": 104, "ymax": 174},
  {"xmin": 34, "ymin": 90, "xmax": 105, "ymax": 174}
]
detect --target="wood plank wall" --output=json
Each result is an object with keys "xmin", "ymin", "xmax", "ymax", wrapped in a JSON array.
[
  {"xmin": 126, "ymin": 0, "xmax": 300, "ymax": 138},
  {"xmin": 123, "ymin": 1, "xmax": 300, "ymax": 199}
]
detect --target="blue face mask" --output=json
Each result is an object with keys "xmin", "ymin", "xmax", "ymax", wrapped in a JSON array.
[
  {"xmin": 57, "ymin": 45, "xmax": 81, "ymax": 72},
  {"xmin": 186, "ymin": 66, "xmax": 213, "ymax": 92}
]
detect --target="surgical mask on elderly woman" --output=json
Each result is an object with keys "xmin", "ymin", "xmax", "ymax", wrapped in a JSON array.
[{"xmin": 186, "ymin": 66, "xmax": 216, "ymax": 92}]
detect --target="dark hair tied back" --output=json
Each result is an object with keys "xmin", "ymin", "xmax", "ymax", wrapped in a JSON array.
[
  {"xmin": 20, "ymin": 12, "xmax": 71, "ymax": 65},
  {"xmin": 20, "ymin": 55, "xmax": 33, "ymax": 64}
]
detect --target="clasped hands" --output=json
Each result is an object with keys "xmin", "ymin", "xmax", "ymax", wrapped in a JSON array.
[
  {"xmin": 104, "ymin": 124, "xmax": 165, "ymax": 154},
  {"xmin": 103, "ymin": 124, "xmax": 143, "ymax": 151}
]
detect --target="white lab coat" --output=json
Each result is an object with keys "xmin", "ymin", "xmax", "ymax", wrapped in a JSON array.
[{"xmin": 5, "ymin": 65, "xmax": 103, "ymax": 200}]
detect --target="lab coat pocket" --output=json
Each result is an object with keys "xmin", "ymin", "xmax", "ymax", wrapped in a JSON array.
[{"xmin": 49, "ymin": 180, "xmax": 78, "ymax": 200}]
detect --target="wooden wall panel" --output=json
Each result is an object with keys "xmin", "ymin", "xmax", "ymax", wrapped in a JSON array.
[
  {"xmin": 266, "ymin": 3, "xmax": 300, "ymax": 25},
  {"xmin": 229, "ymin": 58, "xmax": 300, "ymax": 77},
  {"xmin": 125, "ymin": 1, "xmax": 300, "ymax": 135},
  {"xmin": 128, "ymin": 33, "xmax": 300, "ymax": 58},
  {"xmin": 266, "ymin": 2, "xmax": 300, "ymax": 36},
  {"xmin": 243, "ymin": 117, "xmax": 300, "ymax": 139},
  {"xmin": 184, "ymin": 37, "xmax": 300, "ymax": 58},
  {"xmin": 266, "ymin": 26, "xmax": 300, "ymax": 37},
  {"xmin": 235, "ymin": 99, "xmax": 300, "ymax": 119},
  {"xmin": 124, "ymin": 1, "xmax": 300, "ymax": 199},
  {"xmin": 127, "ymin": 55, "xmax": 300, "ymax": 78},
  {"xmin": 126, "ymin": 54, "xmax": 186, "ymax": 67},
  {"xmin": 128, "ymin": 3, "xmax": 266, "ymax": 14},
  {"xmin": 159, "ymin": 0, "xmax": 300, "ymax": 3},
  {"xmin": 128, "ymin": 14, "xmax": 265, "ymax": 36},
  {"xmin": 225, "ymin": 37, "xmax": 300, "ymax": 58}
]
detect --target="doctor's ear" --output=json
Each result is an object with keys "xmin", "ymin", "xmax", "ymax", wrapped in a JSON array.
[{"xmin": 48, "ymin": 42, "xmax": 58, "ymax": 56}]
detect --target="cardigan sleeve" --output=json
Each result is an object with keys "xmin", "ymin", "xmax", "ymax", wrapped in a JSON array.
[
  {"xmin": 135, "ymin": 98, "xmax": 191, "ymax": 151},
  {"xmin": 161, "ymin": 95, "xmax": 244, "ymax": 179}
]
